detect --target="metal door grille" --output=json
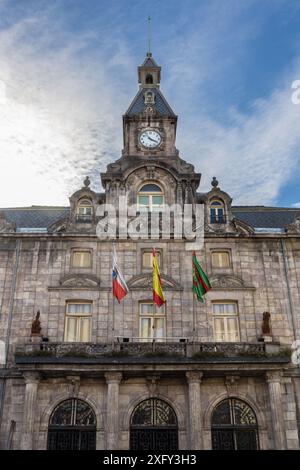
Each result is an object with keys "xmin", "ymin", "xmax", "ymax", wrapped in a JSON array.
[
  {"xmin": 130, "ymin": 398, "xmax": 178, "ymax": 451},
  {"xmin": 211, "ymin": 398, "xmax": 259, "ymax": 450},
  {"xmin": 47, "ymin": 399, "xmax": 96, "ymax": 450}
]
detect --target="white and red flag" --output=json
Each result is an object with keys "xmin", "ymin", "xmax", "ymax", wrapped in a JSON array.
[{"xmin": 112, "ymin": 246, "xmax": 129, "ymax": 303}]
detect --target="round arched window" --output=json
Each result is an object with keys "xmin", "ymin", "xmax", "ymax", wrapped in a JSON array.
[
  {"xmin": 211, "ymin": 398, "xmax": 259, "ymax": 450},
  {"xmin": 130, "ymin": 398, "xmax": 178, "ymax": 451},
  {"xmin": 210, "ymin": 199, "xmax": 225, "ymax": 224},
  {"xmin": 138, "ymin": 183, "xmax": 164, "ymax": 212},
  {"xmin": 76, "ymin": 198, "xmax": 93, "ymax": 222},
  {"xmin": 146, "ymin": 74, "xmax": 153, "ymax": 84},
  {"xmin": 48, "ymin": 398, "xmax": 96, "ymax": 450}
]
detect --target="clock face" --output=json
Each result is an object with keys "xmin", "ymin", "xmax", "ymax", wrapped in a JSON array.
[{"xmin": 139, "ymin": 130, "xmax": 162, "ymax": 149}]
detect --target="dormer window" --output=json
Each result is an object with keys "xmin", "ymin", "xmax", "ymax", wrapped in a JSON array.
[
  {"xmin": 138, "ymin": 183, "xmax": 164, "ymax": 212},
  {"xmin": 210, "ymin": 199, "xmax": 225, "ymax": 224},
  {"xmin": 76, "ymin": 198, "xmax": 93, "ymax": 223},
  {"xmin": 146, "ymin": 73, "xmax": 153, "ymax": 84},
  {"xmin": 144, "ymin": 91, "xmax": 155, "ymax": 104}
]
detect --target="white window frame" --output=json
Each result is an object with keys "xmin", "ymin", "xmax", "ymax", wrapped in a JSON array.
[
  {"xmin": 211, "ymin": 250, "xmax": 230, "ymax": 268},
  {"xmin": 142, "ymin": 250, "xmax": 162, "ymax": 270},
  {"xmin": 64, "ymin": 301, "xmax": 92, "ymax": 342},
  {"xmin": 137, "ymin": 183, "xmax": 165, "ymax": 212},
  {"xmin": 77, "ymin": 198, "xmax": 93, "ymax": 216},
  {"xmin": 212, "ymin": 301, "xmax": 240, "ymax": 342},
  {"xmin": 139, "ymin": 301, "xmax": 166, "ymax": 342},
  {"xmin": 71, "ymin": 250, "xmax": 92, "ymax": 268}
]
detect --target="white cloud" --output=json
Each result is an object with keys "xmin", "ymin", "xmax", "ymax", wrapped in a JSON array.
[
  {"xmin": 292, "ymin": 202, "xmax": 300, "ymax": 208},
  {"xmin": 177, "ymin": 82, "xmax": 300, "ymax": 205},
  {"xmin": 156, "ymin": 1, "xmax": 300, "ymax": 205},
  {"xmin": 0, "ymin": 1, "xmax": 299, "ymax": 208},
  {"xmin": 0, "ymin": 10, "xmax": 132, "ymax": 207}
]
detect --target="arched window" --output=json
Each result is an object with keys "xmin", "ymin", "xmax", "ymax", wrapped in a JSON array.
[
  {"xmin": 144, "ymin": 91, "xmax": 155, "ymax": 104},
  {"xmin": 47, "ymin": 399, "xmax": 96, "ymax": 450},
  {"xmin": 146, "ymin": 73, "xmax": 153, "ymax": 84},
  {"xmin": 138, "ymin": 183, "xmax": 164, "ymax": 212},
  {"xmin": 130, "ymin": 398, "xmax": 178, "ymax": 450},
  {"xmin": 76, "ymin": 198, "xmax": 93, "ymax": 223},
  {"xmin": 210, "ymin": 199, "xmax": 225, "ymax": 224},
  {"xmin": 211, "ymin": 398, "xmax": 259, "ymax": 450}
]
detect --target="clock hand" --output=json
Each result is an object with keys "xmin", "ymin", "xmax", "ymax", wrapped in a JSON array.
[{"xmin": 148, "ymin": 136, "xmax": 159, "ymax": 143}]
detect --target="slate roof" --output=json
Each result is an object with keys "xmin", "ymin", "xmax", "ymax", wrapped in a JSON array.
[
  {"xmin": 0, "ymin": 205, "xmax": 299, "ymax": 232},
  {"xmin": 141, "ymin": 54, "xmax": 159, "ymax": 68},
  {"xmin": 1, "ymin": 207, "xmax": 69, "ymax": 230},
  {"xmin": 232, "ymin": 207, "xmax": 300, "ymax": 229},
  {"xmin": 125, "ymin": 88, "xmax": 176, "ymax": 117}
]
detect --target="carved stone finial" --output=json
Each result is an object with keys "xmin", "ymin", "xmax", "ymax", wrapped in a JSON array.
[
  {"xmin": 83, "ymin": 176, "xmax": 90, "ymax": 188},
  {"xmin": 31, "ymin": 310, "xmax": 41, "ymax": 335},
  {"xmin": 211, "ymin": 176, "xmax": 219, "ymax": 188}
]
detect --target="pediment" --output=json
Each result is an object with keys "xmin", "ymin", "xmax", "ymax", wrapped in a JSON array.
[
  {"xmin": 127, "ymin": 273, "xmax": 183, "ymax": 290},
  {"xmin": 60, "ymin": 274, "xmax": 100, "ymax": 288},
  {"xmin": 210, "ymin": 274, "xmax": 254, "ymax": 290},
  {"xmin": 48, "ymin": 274, "xmax": 101, "ymax": 290}
]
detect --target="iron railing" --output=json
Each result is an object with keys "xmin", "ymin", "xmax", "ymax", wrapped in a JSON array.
[{"xmin": 75, "ymin": 214, "xmax": 93, "ymax": 223}]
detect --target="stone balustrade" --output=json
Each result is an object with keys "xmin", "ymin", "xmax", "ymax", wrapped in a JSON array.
[{"xmin": 14, "ymin": 340, "xmax": 288, "ymax": 362}]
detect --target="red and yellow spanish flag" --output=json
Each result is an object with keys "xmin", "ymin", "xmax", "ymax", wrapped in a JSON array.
[{"xmin": 152, "ymin": 248, "xmax": 165, "ymax": 307}]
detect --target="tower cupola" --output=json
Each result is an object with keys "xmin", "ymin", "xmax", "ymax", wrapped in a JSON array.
[{"xmin": 138, "ymin": 52, "xmax": 161, "ymax": 88}]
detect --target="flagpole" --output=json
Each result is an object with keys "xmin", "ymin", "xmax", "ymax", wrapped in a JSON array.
[
  {"xmin": 192, "ymin": 252, "xmax": 196, "ymax": 344},
  {"xmin": 112, "ymin": 242, "xmax": 116, "ymax": 349},
  {"xmin": 192, "ymin": 289, "xmax": 196, "ymax": 344}
]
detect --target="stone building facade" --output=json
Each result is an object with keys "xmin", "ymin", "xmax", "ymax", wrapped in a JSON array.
[{"xmin": 0, "ymin": 53, "xmax": 300, "ymax": 450}]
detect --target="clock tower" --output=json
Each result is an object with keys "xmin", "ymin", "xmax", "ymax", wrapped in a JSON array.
[
  {"xmin": 101, "ymin": 52, "xmax": 201, "ymax": 206},
  {"xmin": 122, "ymin": 52, "xmax": 178, "ymax": 159}
]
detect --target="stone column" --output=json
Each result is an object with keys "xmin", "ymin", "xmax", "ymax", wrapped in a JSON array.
[
  {"xmin": 266, "ymin": 371, "xmax": 286, "ymax": 449},
  {"xmin": 20, "ymin": 372, "xmax": 40, "ymax": 450},
  {"xmin": 186, "ymin": 371, "xmax": 203, "ymax": 449},
  {"xmin": 105, "ymin": 372, "xmax": 122, "ymax": 450}
]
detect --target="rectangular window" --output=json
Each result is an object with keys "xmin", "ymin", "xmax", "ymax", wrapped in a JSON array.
[
  {"xmin": 72, "ymin": 251, "xmax": 92, "ymax": 268},
  {"xmin": 78, "ymin": 206, "xmax": 92, "ymax": 216},
  {"xmin": 212, "ymin": 302, "xmax": 240, "ymax": 342},
  {"xmin": 137, "ymin": 195, "xmax": 150, "ymax": 212},
  {"xmin": 139, "ymin": 301, "xmax": 165, "ymax": 341},
  {"xmin": 142, "ymin": 250, "xmax": 161, "ymax": 269},
  {"xmin": 64, "ymin": 302, "xmax": 92, "ymax": 342},
  {"xmin": 212, "ymin": 251, "xmax": 230, "ymax": 268},
  {"xmin": 137, "ymin": 195, "xmax": 165, "ymax": 212}
]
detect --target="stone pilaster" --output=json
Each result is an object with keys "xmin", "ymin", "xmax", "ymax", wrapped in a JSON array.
[
  {"xmin": 266, "ymin": 371, "xmax": 286, "ymax": 449},
  {"xmin": 186, "ymin": 371, "xmax": 203, "ymax": 449},
  {"xmin": 20, "ymin": 372, "xmax": 40, "ymax": 450},
  {"xmin": 105, "ymin": 372, "xmax": 122, "ymax": 450}
]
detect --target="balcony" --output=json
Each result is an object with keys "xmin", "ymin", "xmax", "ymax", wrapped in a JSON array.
[
  {"xmin": 14, "ymin": 340, "xmax": 290, "ymax": 365},
  {"xmin": 210, "ymin": 215, "xmax": 226, "ymax": 224},
  {"xmin": 75, "ymin": 214, "xmax": 93, "ymax": 223}
]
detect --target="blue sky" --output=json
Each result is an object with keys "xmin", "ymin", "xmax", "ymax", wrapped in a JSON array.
[{"xmin": 0, "ymin": 0, "xmax": 299, "ymax": 207}]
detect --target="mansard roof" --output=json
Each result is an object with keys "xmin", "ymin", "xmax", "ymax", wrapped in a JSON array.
[
  {"xmin": 0, "ymin": 205, "xmax": 300, "ymax": 232},
  {"xmin": 125, "ymin": 87, "xmax": 176, "ymax": 117},
  {"xmin": 1, "ymin": 207, "xmax": 69, "ymax": 231},
  {"xmin": 232, "ymin": 207, "xmax": 300, "ymax": 230}
]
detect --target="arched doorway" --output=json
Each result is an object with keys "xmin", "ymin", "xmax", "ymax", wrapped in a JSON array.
[
  {"xmin": 211, "ymin": 398, "xmax": 259, "ymax": 450},
  {"xmin": 130, "ymin": 398, "xmax": 178, "ymax": 450},
  {"xmin": 47, "ymin": 398, "xmax": 96, "ymax": 450}
]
